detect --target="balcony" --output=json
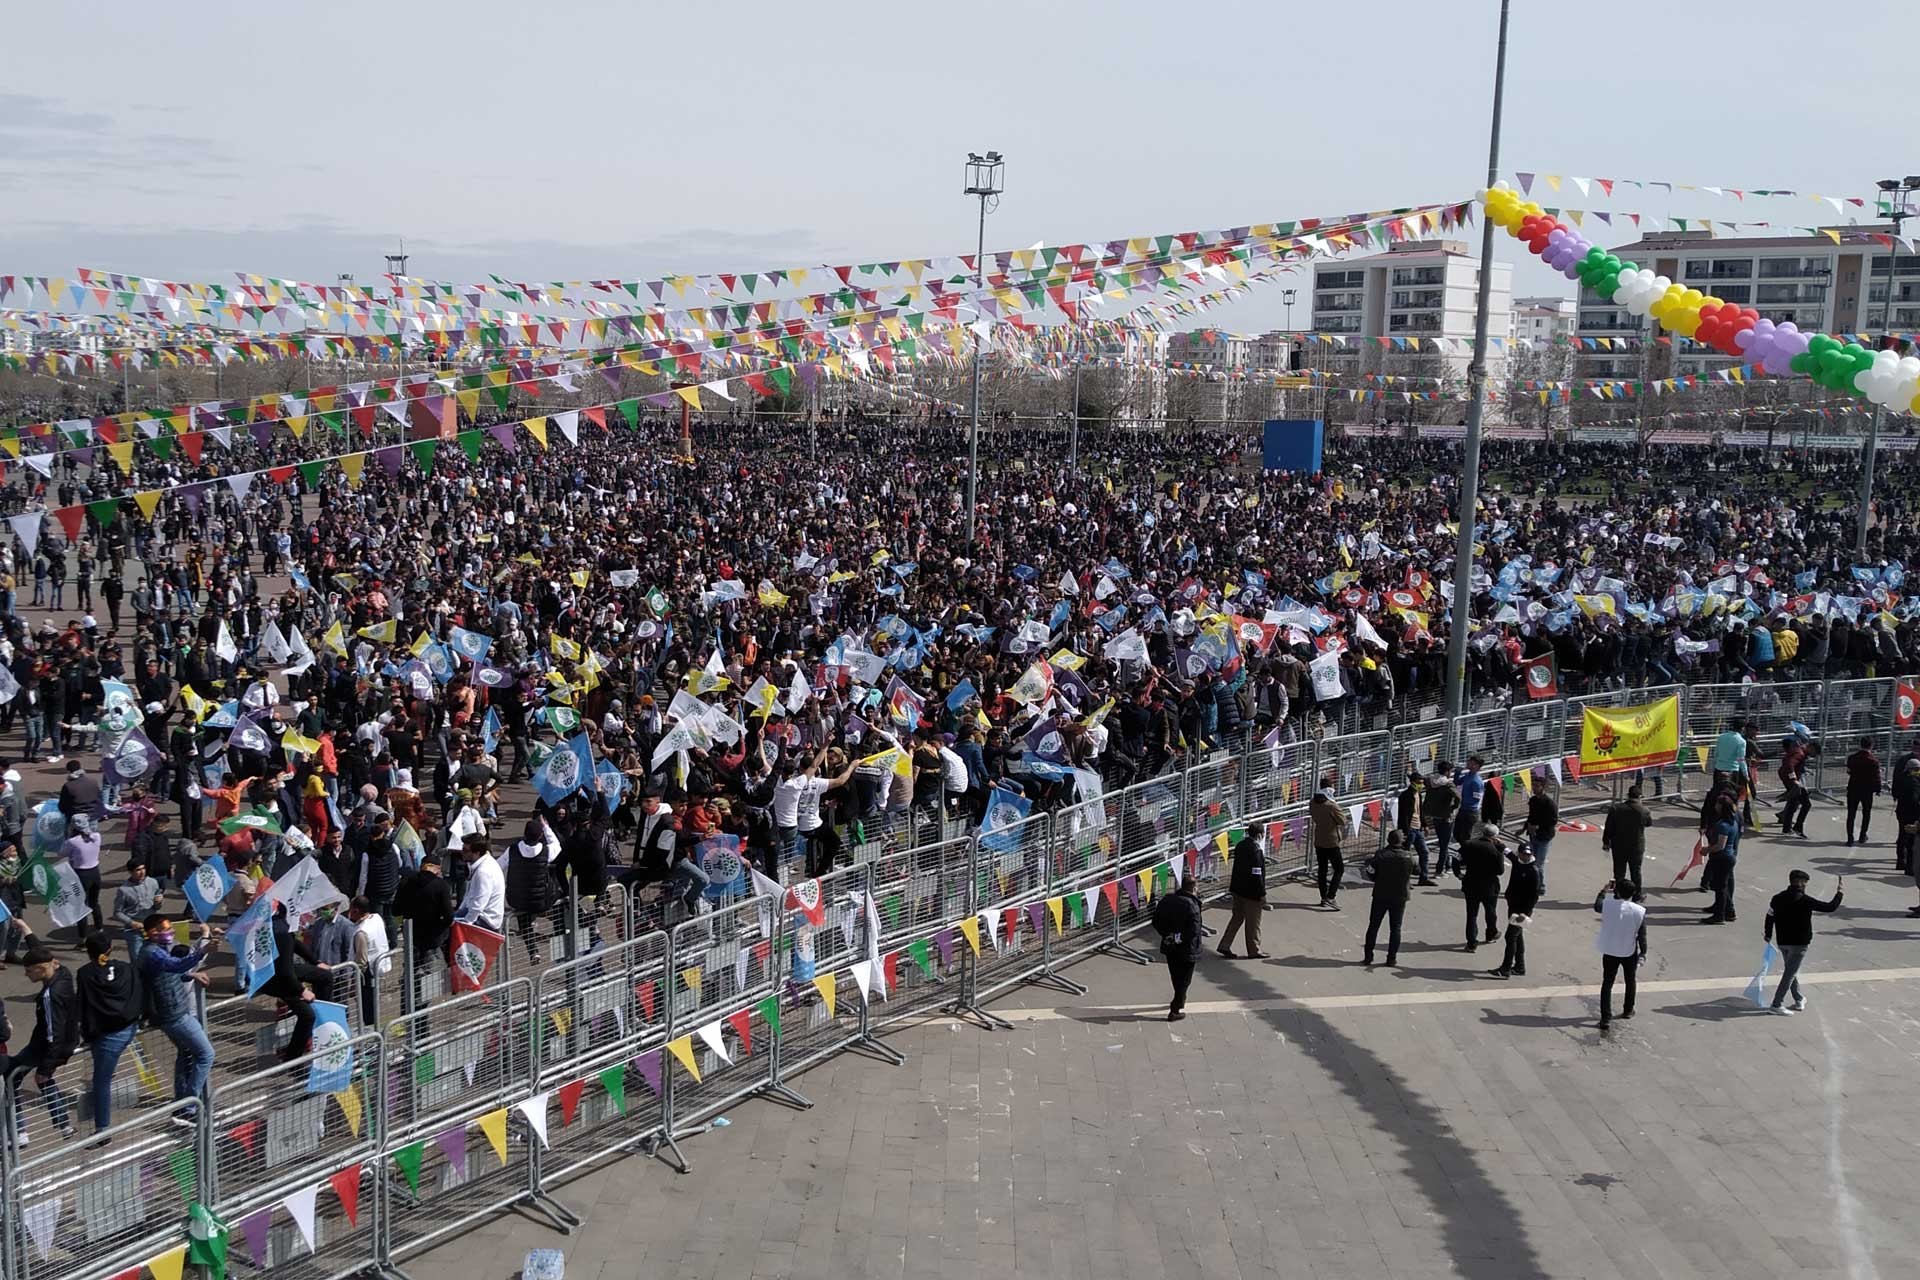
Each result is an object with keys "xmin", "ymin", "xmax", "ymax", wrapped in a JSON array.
[{"xmin": 1389, "ymin": 267, "xmax": 1445, "ymax": 287}]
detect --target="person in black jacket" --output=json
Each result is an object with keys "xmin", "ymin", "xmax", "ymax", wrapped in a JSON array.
[
  {"xmin": 1488, "ymin": 841, "xmax": 1542, "ymax": 978},
  {"xmin": 1361, "ymin": 831, "xmax": 1416, "ymax": 967},
  {"xmin": 1458, "ymin": 823, "xmax": 1504, "ymax": 952},
  {"xmin": 355, "ymin": 816, "xmax": 402, "ymax": 938},
  {"xmin": 262, "ymin": 906, "xmax": 328, "ymax": 1062},
  {"xmin": 1763, "ymin": 869, "xmax": 1844, "ymax": 1014},
  {"xmin": 1152, "ymin": 875, "xmax": 1204, "ymax": 1021},
  {"xmin": 1214, "ymin": 827, "xmax": 1268, "ymax": 959},
  {"xmin": 5, "ymin": 947, "xmax": 78, "ymax": 1140},
  {"xmin": 505, "ymin": 818, "xmax": 559, "ymax": 963},
  {"xmin": 75, "ymin": 931, "xmax": 144, "ymax": 1136},
  {"xmin": 394, "ymin": 852, "xmax": 455, "ymax": 972},
  {"xmin": 1601, "ymin": 786, "xmax": 1652, "ymax": 890}
]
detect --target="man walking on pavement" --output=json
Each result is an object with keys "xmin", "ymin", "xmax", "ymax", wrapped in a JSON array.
[
  {"xmin": 1844, "ymin": 738, "xmax": 1882, "ymax": 847},
  {"xmin": 1704, "ymin": 792, "xmax": 1742, "ymax": 924},
  {"xmin": 1764, "ymin": 870, "xmax": 1843, "ymax": 1014},
  {"xmin": 1395, "ymin": 772, "xmax": 1436, "ymax": 886},
  {"xmin": 1361, "ymin": 830, "xmax": 1416, "ymax": 968},
  {"xmin": 1152, "ymin": 875, "xmax": 1205, "ymax": 1022},
  {"xmin": 1602, "ymin": 784, "xmax": 1653, "ymax": 892},
  {"xmin": 1310, "ymin": 789, "xmax": 1346, "ymax": 911},
  {"xmin": 1594, "ymin": 879, "xmax": 1647, "ymax": 1032},
  {"xmin": 1215, "ymin": 824, "xmax": 1269, "ymax": 959}
]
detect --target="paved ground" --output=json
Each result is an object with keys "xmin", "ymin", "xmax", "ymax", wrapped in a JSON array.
[{"xmin": 403, "ymin": 804, "xmax": 1920, "ymax": 1280}]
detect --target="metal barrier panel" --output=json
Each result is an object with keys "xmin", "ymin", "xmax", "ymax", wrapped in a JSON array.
[
  {"xmin": 964, "ymin": 811, "xmax": 1058, "ymax": 1004},
  {"xmin": 1182, "ymin": 754, "xmax": 1246, "ymax": 843},
  {"xmin": 1451, "ymin": 706, "xmax": 1512, "ymax": 769},
  {"xmin": 862, "ymin": 833, "xmax": 974, "ymax": 1028},
  {"xmin": 202, "ymin": 964, "xmax": 365, "ymax": 1080},
  {"xmin": 1047, "ymin": 776, "xmax": 1179, "ymax": 970},
  {"xmin": 664, "ymin": 897, "xmax": 779, "ymax": 1130},
  {"xmin": 499, "ymin": 898, "xmax": 575, "ymax": 986},
  {"xmin": 4, "ymin": 1093, "xmax": 200, "ymax": 1280},
  {"xmin": 1507, "ymin": 701, "xmax": 1564, "ymax": 772},
  {"xmin": 771, "ymin": 863, "xmax": 872, "ymax": 1080},
  {"xmin": 1317, "ymin": 729, "xmax": 1393, "ymax": 797},
  {"xmin": 1559, "ymin": 685, "xmax": 1683, "ymax": 815},
  {"xmin": 1816, "ymin": 678, "xmax": 1899, "ymax": 794},
  {"xmin": 209, "ymin": 1031, "xmax": 384, "ymax": 1279},
  {"xmin": 1244, "ymin": 737, "xmax": 1315, "ymax": 816},
  {"xmin": 520, "ymin": 931, "xmax": 671, "ymax": 1191},
  {"xmin": 1685, "ymin": 679, "xmax": 1827, "ymax": 751},
  {"xmin": 380, "ymin": 977, "xmax": 537, "ymax": 1263}
]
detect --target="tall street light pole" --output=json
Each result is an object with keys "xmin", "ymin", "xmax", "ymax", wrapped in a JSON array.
[
  {"xmin": 1441, "ymin": 0, "xmax": 1511, "ymax": 756},
  {"xmin": 1282, "ymin": 287, "xmax": 1297, "ymax": 332},
  {"xmin": 1858, "ymin": 176, "xmax": 1919, "ymax": 560},
  {"xmin": 964, "ymin": 151, "xmax": 1004, "ymax": 548}
]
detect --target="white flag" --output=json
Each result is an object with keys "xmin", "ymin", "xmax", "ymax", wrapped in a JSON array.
[
  {"xmin": 849, "ymin": 958, "xmax": 877, "ymax": 1004},
  {"xmin": 785, "ymin": 666, "xmax": 812, "ymax": 712},
  {"xmin": 8, "ymin": 512, "xmax": 42, "ymax": 557},
  {"xmin": 259, "ymin": 621, "xmax": 292, "ymax": 663},
  {"xmin": 283, "ymin": 1186, "xmax": 318, "ymax": 1254},
  {"xmin": 1309, "ymin": 649, "xmax": 1345, "ymax": 701},
  {"xmin": 1058, "ymin": 569, "xmax": 1079, "ymax": 596},
  {"xmin": 695, "ymin": 1020, "xmax": 733, "ymax": 1065},
  {"xmin": 215, "ymin": 620, "xmax": 238, "ymax": 663},
  {"xmin": 514, "ymin": 1094, "xmax": 550, "ymax": 1147},
  {"xmin": 285, "ymin": 628, "xmax": 317, "ymax": 677}
]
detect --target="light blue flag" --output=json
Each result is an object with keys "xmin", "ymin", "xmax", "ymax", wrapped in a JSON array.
[
  {"xmin": 945, "ymin": 678, "xmax": 977, "ymax": 712},
  {"xmin": 183, "ymin": 857, "xmax": 233, "ymax": 922},
  {"xmin": 448, "ymin": 626, "xmax": 493, "ymax": 663},
  {"xmin": 980, "ymin": 787, "xmax": 1031, "ymax": 853},
  {"xmin": 481, "ymin": 706, "xmax": 502, "ymax": 755},
  {"xmin": 229, "ymin": 898, "xmax": 278, "ymax": 997},
  {"xmin": 594, "ymin": 757, "xmax": 626, "ymax": 815},
  {"xmin": 304, "ymin": 1001, "xmax": 355, "ymax": 1091},
  {"xmin": 535, "ymin": 733, "xmax": 597, "ymax": 806}
]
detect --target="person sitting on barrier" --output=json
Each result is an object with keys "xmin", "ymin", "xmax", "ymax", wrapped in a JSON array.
[
  {"xmin": 1394, "ymin": 772, "xmax": 1436, "ymax": 887},
  {"xmin": 628, "ymin": 790, "xmax": 679, "ymax": 886},
  {"xmin": 264, "ymin": 902, "xmax": 329, "ymax": 1063},
  {"xmin": 1151, "ymin": 874, "xmax": 1205, "ymax": 1022},
  {"xmin": 1459, "ymin": 823, "xmax": 1504, "ymax": 953},
  {"xmin": 137, "ymin": 914, "xmax": 217, "ymax": 1126},
  {"xmin": 5, "ymin": 945, "xmax": 78, "ymax": 1144},
  {"xmin": 348, "ymin": 897, "xmax": 391, "ymax": 1025},
  {"xmin": 1214, "ymin": 824, "xmax": 1269, "ymax": 960}
]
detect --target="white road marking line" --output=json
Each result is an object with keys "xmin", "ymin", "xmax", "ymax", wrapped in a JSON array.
[{"xmin": 988, "ymin": 966, "xmax": 1920, "ymax": 1021}]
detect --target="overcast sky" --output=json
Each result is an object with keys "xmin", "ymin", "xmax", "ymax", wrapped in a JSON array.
[{"xmin": 5, "ymin": 0, "xmax": 1917, "ymax": 334}]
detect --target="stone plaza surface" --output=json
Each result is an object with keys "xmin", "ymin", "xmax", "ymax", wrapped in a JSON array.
[{"xmin": 406, "ymin": 802, "xmax": 1920, "ymax": 1280}]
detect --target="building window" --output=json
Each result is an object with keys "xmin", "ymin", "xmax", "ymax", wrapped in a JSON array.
[
  {"xmin": 1758, "ymin": 257, "xmax": 1832, "ymax": 280},
  {"xmin": 1316, "ymin": 269, "xmax": 1363, "ymax": 289},
  {"xmin": 1388, "ymin": 267, "xmax": 1445, "ymax": 287},
  {"xmin": 1683, "ymin": 258, "xmax": 1754, "ymax": 281}
]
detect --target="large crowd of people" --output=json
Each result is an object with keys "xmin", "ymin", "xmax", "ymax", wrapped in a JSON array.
[{"xmin": 0, "ymin": 413, "xmax": 1918, "ymax": 1141}]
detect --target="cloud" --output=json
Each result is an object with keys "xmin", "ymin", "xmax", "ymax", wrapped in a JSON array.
[{"xmin": 0, "ymin": 91, "xmax": 232, "ymax": 183}]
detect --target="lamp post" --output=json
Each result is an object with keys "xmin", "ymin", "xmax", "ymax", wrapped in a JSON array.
[
  {"xmin": 1441, "ymin": 0, "xmax": 1511, "ymax": 757},
  {"xmin": 963, "ymin": 150, "xmax": 1004, "ymax": 548},
  {"xmin": 1859, "ymin": 176, "xmax": 1920, "ymax": 559},
  {"xmin": 1282, "ymin": 287, "xmax": 1297, "ymax": 332}
]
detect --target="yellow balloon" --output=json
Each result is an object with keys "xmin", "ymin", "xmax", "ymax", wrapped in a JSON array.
[
  {"xmin": 1681, "ymin": 288, "xmax": 1704, "ymax": 307},
  {"xmin": 1908, "ymin": 389, "xmax": 1920, "ymax": 417},
  {"xmin": 1522, "ymin": 201, "xmax": 1544, "ymax": 217},
  {"xmin": 1662, "ymin": 284, "xmax": 1685, "ymax": 298}
]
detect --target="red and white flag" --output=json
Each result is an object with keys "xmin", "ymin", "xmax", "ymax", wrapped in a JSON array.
[
  {"xmin": 785, "ymin": 877, "xmax": 826, "ymax": 927},
  {"xmin": 1522, "ymin": 655, "xmax": 1558, "ymax": 701},
  {"xmin": 448, "ymin": 921, "xmax": 504, "ymax": 993},
  {"xmin": 1896, "ymin": 681, "xmax": 1918, "ymax": 729}
]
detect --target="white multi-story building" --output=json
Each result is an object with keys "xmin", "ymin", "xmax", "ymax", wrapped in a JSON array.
[
  {"xmin": 1309, "ymin": 239, "xmax": 1512, "ymax": 388},
  {"xmin": 1510, "ymin": 295, "xmax": 1575, "ymax": 349},
  {"xmin": 1571, "ymin": 228, "xmax": 1900, "ymax": 381}
]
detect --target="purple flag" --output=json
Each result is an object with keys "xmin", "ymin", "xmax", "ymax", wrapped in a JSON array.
[
  {"xmin": 934, "ymin": 928, "xmax": 956, "ymax": 969},
  {"xmin": 1025, "ymin": 902, "xmax": 1045, "ymax": 937},
  {"xmin": 632, "ymin": 1048, "xmax": 663, "ymax": 1097},
  {"xmin": 377, "ymin": 446, "xmax": 404, "ymax": 478},
  {"xmin": 1120, "ymin": 876, "xmax": 1141, "ymax": 910},
  {"xmin": 432, "ymin": 1124, "xmax": 467, "ymax": 1172},
  {"xmin": 251, "ymin": 420, "xmax": 272, "ymax": 449},
  {"xmin": 239, "ymin": 1208, "xmax": 273, "ymax": 1266},
  {"xmin": 488, "ymin": 424, "xmax": 517, "ymax": 452}
]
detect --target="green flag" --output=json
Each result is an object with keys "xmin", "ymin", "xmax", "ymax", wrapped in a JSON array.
[
  {"xmin": 411, "ymin": 440, "xmax": 437, "ymax": 473},
  {"xmin": 186, "ymin": 1203, "xmax": 229, "ymax": 1280},
  {"xmin": 599, "ymin": 1064, "xmax": 627, "ymax": 1115},
  {"xmin": 167, "ymin": 1148, "xmax": 198, "ymax": 1200},
  {"xmin": 457, "ymin": 429, "xmax": 482, "ymax": 462},
  {"xmin": 756, "ymin": 995, "xmax": 781, "ymax": 1038},
  {"xmin": 908, "ymin": 938, "xmax": 933, "ymax": 977},
  {"xmin": 391, "ymin": 1141, "xmax": 425, "ymax": 1194}
]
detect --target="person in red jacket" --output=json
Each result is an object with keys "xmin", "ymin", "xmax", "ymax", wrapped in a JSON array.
[{"xmin": 1844, "ymin": 737, "xmax": 1882, "ymax": 847}]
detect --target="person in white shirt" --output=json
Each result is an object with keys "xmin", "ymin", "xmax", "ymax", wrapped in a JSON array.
[
  {"xmin": 1592, "ymin": 879, "xmax": 1647, "ymax": 1031},
  {"xmin": 937, "ymin": 735, "xmax": 970, "ymax": 819},
  {"xmin": 453, "ymin": 835, "xmax": 505, "ymax": 933},
  {"xmin": 347, "ymin": 896, "xmax": 391, "ymax": 1024}
]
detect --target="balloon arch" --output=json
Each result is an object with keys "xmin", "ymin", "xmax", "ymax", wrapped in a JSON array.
[{"xmin": 1478, "ymin": 184, "xmax": 1919, "ymax": 418}]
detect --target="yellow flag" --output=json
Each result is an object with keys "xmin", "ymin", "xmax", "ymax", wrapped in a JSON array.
[
  {"xmin": 1049, "ymin": 649, "xmax": 1087, "ymax": 672},
  {"xmin": 107, "ymin": 440, "xmax": 135, "ymax": 474},
  {"xmin": 525, "ymin": 417, "xmax": 548, "ymax": 448},
  {"xmin": 477, "ymin": 1107, "xmax": 509, "ymax": 1164},
  {"xmin": 133, "ymin": 490, "xmax": 163, "ymax": 520},
  {"xmin": 812, "ymin": 972, "xmax": 837, "ymax": 1017},
  {"xmin": 281, "ymin": 731, "xmax": 321, "ymax": 757},
  {"xmin": 181, "ymin": 686, "xmax": 207, "ymax": 721},
  {"xmin": 550, "ymin": 634, "xmax": 581, "ymax": 661},
  {"xmin": 287, "ymin": 415, "xmax": 308, "ymax": 440},
  {"xmin": 550, "ymin": 1008, "xmax": 574, "ymax": 1038},
  {"xmin": 674, "ymin": 385, "xmax": 701, "ymax": 409},
  {"xmin": 1047, "ymin": 896, "xmax": 1065, "ymax": 934},
  {"xmin": 1579, "ymin": 695, "xmax": 1680, "ymax": 777},
  {"xmin": 758, "ymin": 585, "xmax": 789, "ymax": 607},
  {"xmin": 322, "ymin": 621, "xmax": 347, "ymax": 656},
  {"xmin": 570, "ymin": 569, "xmax": 589, "ymax": 589},
  {"xmin": 340, "ymin": 453, "xmax": 365, "ymax": 487},
  {"xmin": 666, "ymin": 1035, "xmax": 702, "ymax": 1083},
  {"xmin": 333, "ymin": 1085, "xmax": 364, "ymax": 1137},
  {"xmin": 957, "ymin": 917, "xmax": 981, "ymax": 955},
  {"xmin": 357, "ymin": 619, "xmax": 397, "ymax": 644},
  {"xmin": 679, "ymin": 966, "xmax": 702, "ymax": 998},
  {"xmin": 409, "ymin": 630, "xmax": 433, "ymax": 657},
  {"xmin": 147, "ymin": 1245, "xmax": 188, "ymax": 1280}
]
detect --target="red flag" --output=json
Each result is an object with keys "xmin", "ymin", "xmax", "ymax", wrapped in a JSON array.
[
  {"xmin": 448, "ymin": 921, "xmax": 504, "ymax": 993},
  {"xmin": 727, "ymin": 1008, "xmax": 754, "ymax": 1056},
  {"xmin": 1896, "ymin": 681, "xmax": 1918, "ymax": 729},
  {"xmin": 784, "ymin": 877, "xmax": 826, "ymax": 927},
  {"xmin": 1671, "ymin": 837, "xmax": 1707, "ymax": 887},
  {"xmin": 558, "ymin": 1079, "xmax": 586, "ymax": 1125},
  {"xmin": 1523, "ymin": 655, "xmax": 1558, "ymax": 700},
  {"xmin": 330, "ymin": 1164, "xmax": 363, "ymax": 1226}
]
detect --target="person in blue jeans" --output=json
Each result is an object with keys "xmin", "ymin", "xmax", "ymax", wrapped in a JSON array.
[
  {"xmin": 138, "ymin": 914, "xmax": 218, "ymax": 1123},
  {"xmin": 74, "ymin": 932, "xmax": 143, "ymax": 1138}
]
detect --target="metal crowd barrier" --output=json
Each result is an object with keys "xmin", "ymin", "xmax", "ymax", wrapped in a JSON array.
[{"xmin": 3, "ymin": 670, "xmax": 1911, "ymax": 1280}]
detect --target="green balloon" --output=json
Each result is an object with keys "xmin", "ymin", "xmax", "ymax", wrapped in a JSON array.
[
  {"xmin": 1789, "ymin": 351, "xmax": 1818, "ymax": 376},
  {"xmin": 1595, "ymin": 271, "xmax": 1621, "ymax": 299}
]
